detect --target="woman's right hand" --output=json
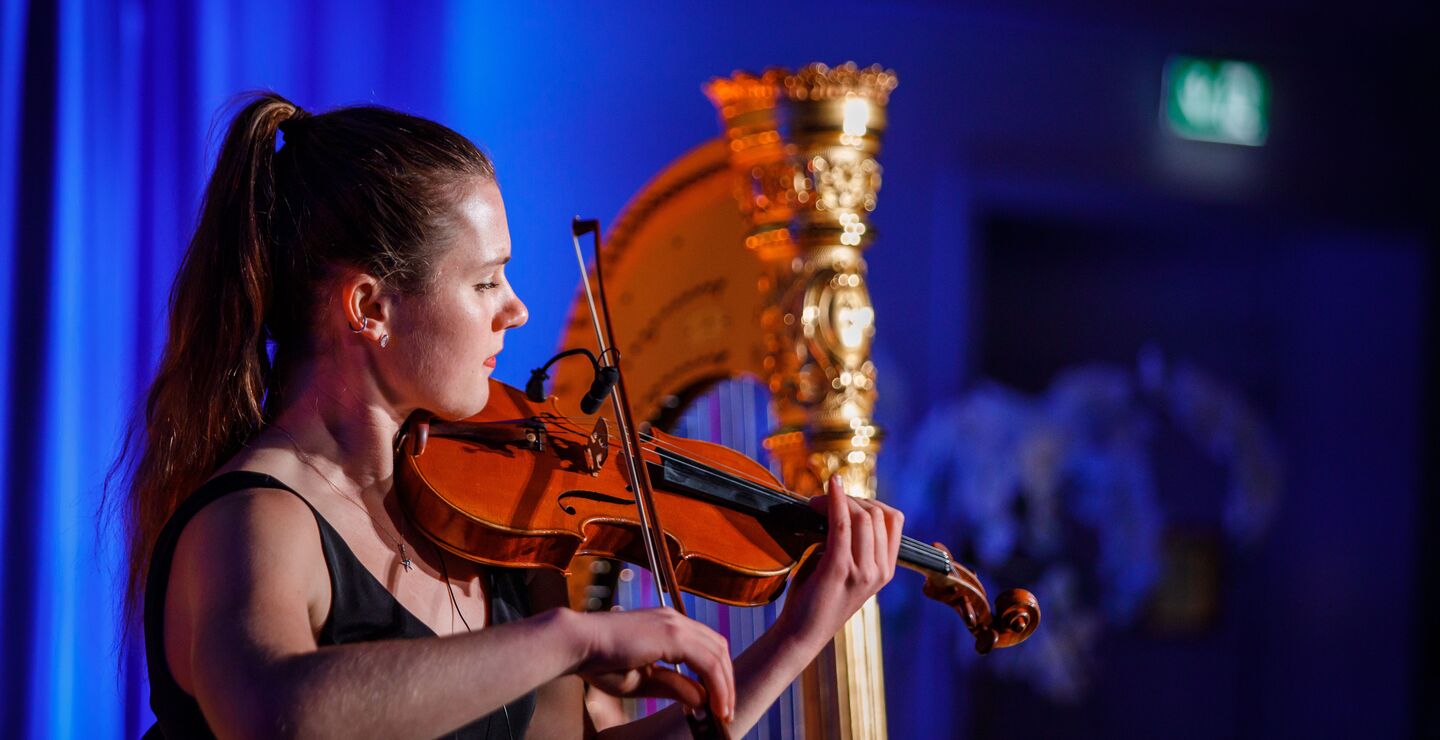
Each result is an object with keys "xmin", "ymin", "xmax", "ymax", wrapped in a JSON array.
[{"xmin": 566, "ymin": 606, "xmax": 735, "ymax": 723}]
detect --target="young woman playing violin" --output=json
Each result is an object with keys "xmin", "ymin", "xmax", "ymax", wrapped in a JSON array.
[{"xmin": 121, "ymin": 92, "xmax": 904, "ymax": 739}]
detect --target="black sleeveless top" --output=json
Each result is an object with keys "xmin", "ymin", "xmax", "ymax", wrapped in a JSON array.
[{"xmin": 143, "ymin": 471, "xmax": 536, "ymax": 739}]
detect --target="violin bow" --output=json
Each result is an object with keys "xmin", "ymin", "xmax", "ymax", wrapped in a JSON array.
[{"xmin": 570, "ymin": 217, "xmax": 729, "ymax": 739}]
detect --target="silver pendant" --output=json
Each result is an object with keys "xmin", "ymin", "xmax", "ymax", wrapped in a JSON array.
[{"xmin": 400, "ymin": 544, "xmax": 413, "ymax": 572}]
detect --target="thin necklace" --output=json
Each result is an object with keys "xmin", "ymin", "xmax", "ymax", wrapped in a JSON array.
[
  {"xmin": 271, "ymin": 422, "xmax": 414, "ymax": 573},
  {"xmin": 272, "ymin": 425, "xmax": 511, "ymax": 737},
  {"xmin": 436, "ymin": 542, "xmax": 513, "ymax": 740}
]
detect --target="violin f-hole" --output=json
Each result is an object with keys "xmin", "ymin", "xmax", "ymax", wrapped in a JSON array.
[{"xmin": 583, "ymin": 418, "xmax": 610, "ymax": 474}]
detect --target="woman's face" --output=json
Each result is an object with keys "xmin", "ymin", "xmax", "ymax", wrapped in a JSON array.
[{"xmin": 382, "ymin": 179, "xmax": 528, "ymax": 420}]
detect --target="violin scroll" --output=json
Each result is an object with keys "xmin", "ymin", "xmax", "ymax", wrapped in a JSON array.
[
  {"xmin": 920, "ymin": 542, "xmax": 1040, "ymax": 655},
  {"xmin": 992, "ymin": 588, "xmax": 1041, "ymax": 650}
]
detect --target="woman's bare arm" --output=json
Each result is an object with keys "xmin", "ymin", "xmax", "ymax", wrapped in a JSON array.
[{"xmin": 167, "ymin": 489, "xmax": 731, "ymax": 739}]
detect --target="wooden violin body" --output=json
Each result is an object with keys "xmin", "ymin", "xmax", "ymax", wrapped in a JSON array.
[{"xmin": 396, "ymin": 379, "xmax": 1039, "ymax": 654}]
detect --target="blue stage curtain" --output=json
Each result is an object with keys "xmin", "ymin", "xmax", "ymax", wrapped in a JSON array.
[
  {"xmin": 0, "ymin": 1, "xmax": 454, "ymax": 736},
  {"xmin": 7, "ymin": 3, "xmax": 991, "ymax": 737}
]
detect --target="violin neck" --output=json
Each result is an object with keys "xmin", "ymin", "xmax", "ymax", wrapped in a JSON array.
[
  {"xmin": 646, "ymin": 443, "xmax": 955, "ymax": 578},
  {"xmin": 897, "ymin": 536, "xmax": 953, "ymax": 577}
]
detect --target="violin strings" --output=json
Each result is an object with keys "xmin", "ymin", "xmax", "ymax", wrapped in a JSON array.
[
  {"xmin": 570, "ymin": 412, "xmax": 948, "ymax": 569},
  {"xmin": 547, "ymin": 409, "xmax": 808, "ymax": 506},
  {"xmin": 464, "ymin": 410, "xmax": 948, "ymax": 572},
  {"xmin": 537, "ymin": 411, "xmax": 950, "ymax": 571},
  {"xmin": 648, "ymin": 436, "xmax": 947, "ymax": 570},
  {"xmin": 648, "ymin": 450, "xmax": 948, "ymax": 571},
  {"xmin": 543, "ymin": 411, "xmax": 787, "ymax": 494},
  {"xmin": 656, "ymin": 446, "xmax": 944, "ymax": 567}
]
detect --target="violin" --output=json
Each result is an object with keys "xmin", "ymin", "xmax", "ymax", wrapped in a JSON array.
[
  {"xmin": 395, "ymin": 216, "xmax": 1035, "ymax": 739},
  {"xmin": 393, "ymin": 378, "xmax": 1040, "ymax": 655}
]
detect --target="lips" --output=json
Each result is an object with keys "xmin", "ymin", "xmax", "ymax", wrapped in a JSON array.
[{"xmin": 483, "ymin": 355, "xmax": 497, "ymax": 368}]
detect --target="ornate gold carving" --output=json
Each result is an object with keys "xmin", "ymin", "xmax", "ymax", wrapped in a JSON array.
[
  {"xmin": 710, "ymin": 62, "xmax": 897, "ymax": 739},
  {"xmin": 782, "ymin": 62, "xmax": 899, "ymax": 104},
  {"xmin": 704, "ymin": 69, "xmax": 785, "ymax": 119},
  {"xmin": 807, "ymin": 154, "xmax": 881, "ymax": 214},
  {"xmin": 704, "ymin": 71, "xmax": 791, "ymax": 232}
]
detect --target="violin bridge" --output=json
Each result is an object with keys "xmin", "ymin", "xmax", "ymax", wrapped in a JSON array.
[{"xmin": 583, "ymin": 418, "xmax": 610, "ymax": 475}]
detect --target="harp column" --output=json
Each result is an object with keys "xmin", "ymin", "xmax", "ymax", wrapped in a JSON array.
[{"xmin": 706, "ymin": 63, "xmax": 898, "ymax": 740}]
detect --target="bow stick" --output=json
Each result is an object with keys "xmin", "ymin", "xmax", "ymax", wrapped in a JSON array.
[{"xmin": 571, "ymin": 217, "xmax": 729, "ymax": 739}]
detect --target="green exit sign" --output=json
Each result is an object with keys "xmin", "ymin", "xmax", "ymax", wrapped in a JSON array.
[{"xmin": 1163, "ymin": 56, "xmax": 1269, "ymax": 146}]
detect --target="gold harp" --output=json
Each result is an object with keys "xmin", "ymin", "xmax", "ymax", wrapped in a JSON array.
[{"xmin": 552, "ymin": 63, "xmax": 899, "ymax": 738}]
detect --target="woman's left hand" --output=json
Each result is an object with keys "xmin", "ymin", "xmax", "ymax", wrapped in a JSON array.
[
  {"xmin": 775, "ymin": 474, "xmax": 904, "ymax": 649},
  {"xmin": 600, "ymin": 474, "xmax": 902, "ymax": 738}
]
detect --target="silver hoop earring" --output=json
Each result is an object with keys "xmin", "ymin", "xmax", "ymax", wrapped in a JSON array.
[
  {"xmin": 351, "ymin": 315, "xmax": 368, "ymax": 333},
  {"xmin": 379, "ymin": 333, "xmax": 390, "ymax": 349}
]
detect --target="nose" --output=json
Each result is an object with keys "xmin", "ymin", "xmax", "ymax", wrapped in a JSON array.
[{"xmin": 501, "ymin": 291, "xmax": 528, "ymax": 330}]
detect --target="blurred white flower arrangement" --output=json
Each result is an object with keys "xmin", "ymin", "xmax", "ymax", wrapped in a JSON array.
[{"xmin": 883, "ymin": 348, "xmax": 1281, "ymax": 702}]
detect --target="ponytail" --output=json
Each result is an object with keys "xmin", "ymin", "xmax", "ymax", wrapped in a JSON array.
[
  {"xmin": 113, "ymin": 90, "xmax": 495, "ymax": 627},
  {"xmin": 117, "ymin": 93, "xmax": 298, "ymax": 624}
]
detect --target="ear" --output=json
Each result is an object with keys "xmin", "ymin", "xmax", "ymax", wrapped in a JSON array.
[{"xmin": 338, "ymin": 271, "xmax": 391, "ymax": 344}]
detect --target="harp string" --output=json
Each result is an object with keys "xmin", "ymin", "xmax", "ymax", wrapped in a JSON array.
[{"xmin": 612, "ymin": 378, "xmax": 795, "ymax": 738}]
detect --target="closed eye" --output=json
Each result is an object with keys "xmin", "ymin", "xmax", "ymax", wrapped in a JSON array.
[{"xmin": 475, "ymin": 282, "xmax": 500, "ymax": 291}]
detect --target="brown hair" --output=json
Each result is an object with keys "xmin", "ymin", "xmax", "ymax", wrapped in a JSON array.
[{"xmin": 113, "ymin": 91, "xmax": 494, "ymax": 624}]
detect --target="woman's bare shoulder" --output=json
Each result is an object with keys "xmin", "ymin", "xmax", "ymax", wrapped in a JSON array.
[
  {"xmin": 186, "ymin": 481, "xmax": 314, "ymax": 532},
  {"xmin": 168, "ymin": 484, "xmax": 329, "ymax": 627},
  {"xmin": 164, "ymin": 484, "xmax": 331, "ymax": 696}
]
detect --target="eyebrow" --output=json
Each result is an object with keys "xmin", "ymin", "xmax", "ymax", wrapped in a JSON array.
[{"xmin": 478, "ymin": 254, "xmax": 512, "ymax": 269}]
